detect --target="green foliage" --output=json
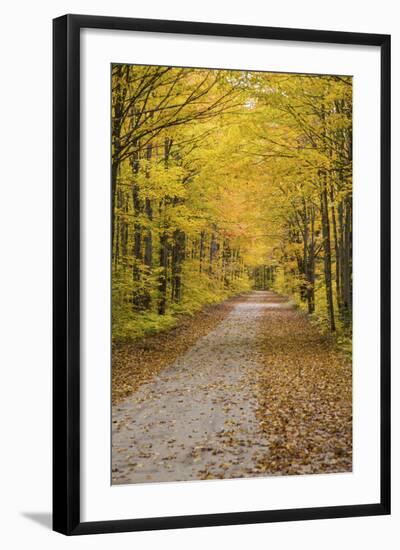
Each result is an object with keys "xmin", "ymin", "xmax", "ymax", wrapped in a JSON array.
[{"xmin": 112, "ymin": 306, "xmax": 178, "ymax": 342}]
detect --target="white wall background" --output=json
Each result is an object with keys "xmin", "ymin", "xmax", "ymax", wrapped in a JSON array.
[{"xmin": 0, "ymin": 0, "xmax": 398, "ymax": 548}]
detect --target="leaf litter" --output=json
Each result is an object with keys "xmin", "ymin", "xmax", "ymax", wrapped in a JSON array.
[
  {"xmin": 112, "ymin": 291, "xmax": 352, "ymax": 484},
  {"xmin": 112, "ymin": 296, "xmax": 243, "ymax": 405}
]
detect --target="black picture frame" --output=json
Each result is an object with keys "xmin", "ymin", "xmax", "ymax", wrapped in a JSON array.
[{"xmin": 53, "ymin": 14, "xmax": 391, "ymax": 535}]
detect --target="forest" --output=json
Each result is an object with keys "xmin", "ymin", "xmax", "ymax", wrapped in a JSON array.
[{"xmin": 111, "ymin": 64, "xmax": 352, "ymax": 343}]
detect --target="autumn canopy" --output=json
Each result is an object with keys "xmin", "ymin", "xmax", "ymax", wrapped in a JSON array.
[{"xmin": 111, "ymin": 65, "xmax": 352, "ymax": 341}]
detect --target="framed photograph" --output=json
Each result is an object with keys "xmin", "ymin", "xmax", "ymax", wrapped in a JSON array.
[{"xmin": 53, "ymin": 14, "xmax": 390, "ymax": 535}]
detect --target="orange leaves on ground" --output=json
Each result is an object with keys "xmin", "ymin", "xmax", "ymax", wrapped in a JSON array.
[
  {"xmin": 255, "ymin": 296, "xmax": 352, "ymax": 475},
  {"xmin": 112, "ymin": 296, "xmax": 241, "ymax": 405}
]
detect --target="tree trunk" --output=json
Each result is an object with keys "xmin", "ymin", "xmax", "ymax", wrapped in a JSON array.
[
  {"xmin": 320, "ymin": 174, "xmax": 336, "ymax": 331},
  {"xmin": 342, "ymin": 195, "xmax": 352, "ymax": 328},
  {"xmin": 307, "ymin": 206, "xmax": 316, "ymax": 314},
  {"xmin": 121, "ymin": 192, "xmax": 129, "ymax": 265},
  {"xmin": 209, "ymin": 230, "xmax": 217, "ymax": 275},
  {"xmin": 199, "ymin": 231, "xmax": 205, "ymax": 273},
  {"xmin": 132, "ymin": 180, "xmax": 143, "ymax": 310},
  {"xmin": 158, "ymin": 231, "xmax": 168, "ymax": 315},
  {"xmin": 171, "ymin": 229, "xmax": 185, "ymax": 302},
  {"xmin": 111, "ymin": 159, "xmax": 119, "ymax": 252},
  {"xmin": 111, "ymin": 65, "xmax": 127, "ymax": 252},
  {"xmin": 329, "ymin": 181, "xmax": 342, "ymax": 319},
  {"xmin": 140, "ymin": 142, "xmax": 153, "ymax": 310},
  {"xmin": 157, "ymin": 137, "xmax": 173, "ymax": 314}
]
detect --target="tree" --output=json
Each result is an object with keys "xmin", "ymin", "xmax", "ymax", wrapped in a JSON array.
[{"xmin": 111, "ymin": 66, "xmax": 352, "ymax": 341}]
